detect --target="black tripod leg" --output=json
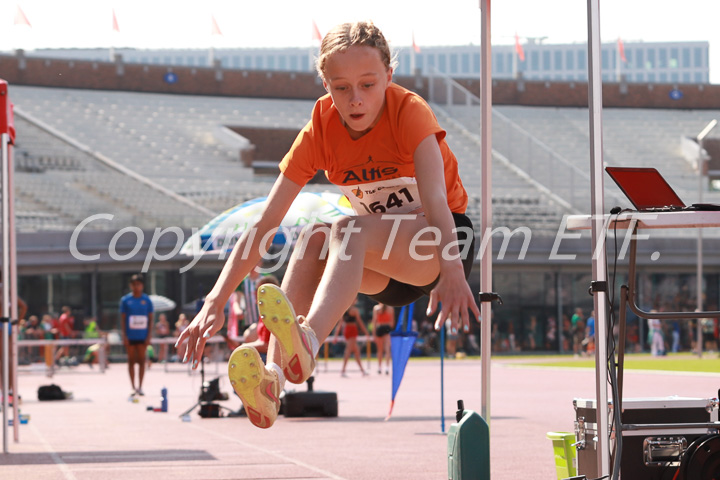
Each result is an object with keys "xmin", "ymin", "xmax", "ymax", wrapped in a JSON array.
[
  {"xmin": 617, "ymin": 285, "xmax": 628, "ymax": 415},
  {"xmin": 179, "ymin": 401, "xmax": 201, "ymax": 418}
]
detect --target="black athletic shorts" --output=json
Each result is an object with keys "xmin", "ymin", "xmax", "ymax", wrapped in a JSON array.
[
  {"xmin": 128, "ymin": 339, "xmax": 147, "ymax": 346},
  {"xmin": 369, "ymin": 212, "xmax": 475, "ymax": 308},
  {"xmin": 375, "ymin": 325, "xmax": 393, "ymax": 337}
]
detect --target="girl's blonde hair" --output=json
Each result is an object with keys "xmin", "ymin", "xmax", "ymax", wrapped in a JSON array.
[{"xmin": 316, "ymin": 21, "xmax": 396, "ymax": 79}]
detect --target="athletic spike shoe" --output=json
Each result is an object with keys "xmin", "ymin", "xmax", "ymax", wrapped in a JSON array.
[
  {"xmin": 257, "ymin": 284, "xmax": 316, "ymax": 385},
  {"xmin": 227, "ymin": 346, "xmax": 281, "ymax": 429}
]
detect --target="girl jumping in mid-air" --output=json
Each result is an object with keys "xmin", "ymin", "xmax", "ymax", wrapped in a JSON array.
[{"xmin": 176, "ymin": 21, "xmax": 479, "ymax": 429}]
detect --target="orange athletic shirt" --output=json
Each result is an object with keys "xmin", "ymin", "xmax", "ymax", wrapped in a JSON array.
[
  {"xmin": 279, "ymin": 83, "xmax": 468, "ymax": 215},
  {"xmin": 376, "ymin": 309, "xmax": 393, "ymax": 326}
]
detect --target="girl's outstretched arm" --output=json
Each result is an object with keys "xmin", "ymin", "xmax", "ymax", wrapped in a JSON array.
[
  {"xmin": 176, "ymin": 173, "xmax": 303, "ymax": 368},
  {"xmin": 413, "ymin": 135, "xmax": 480, "ymax": 334}
]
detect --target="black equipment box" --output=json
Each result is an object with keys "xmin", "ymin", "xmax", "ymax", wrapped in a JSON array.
[
  {"xmin": 199, "ymin": 402, "xmax": 221, "ymax": 418},
  {"xmin": 283, "ymin": 376, "xmax": 338, "ymax": 418},
  {"xmin": 574, "ymin": 396, "xmax": 718, "ymax": 479},
  {"xmin": 283, "ymin": 390, "xmax": 338, "ymax": 417}
]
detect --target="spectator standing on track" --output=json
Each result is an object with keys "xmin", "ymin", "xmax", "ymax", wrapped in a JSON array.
[
  {"xmin": 54, "ymin": 306, "xmax": 75, "ymax": 364},
  {"xmin": 83, "ymin": 333, "xmax": 110, "ymax": 369},
  {"xmin": 545, "ymin": 316, "xmax": 557, "ymax": 350},
  {"xmin": 571, "ymin": 308, "xmax": 585, "ymax": 357},
  {"xmin": 445, "ymin": 317, "xmax": 459, "ymax": 356},
  {"xmin": 20, "ymin": 315, "xmax": 42, "ymax": 362},
  {"xmin": 84, "ymin": 316, "xmax": 99, "ymax": 339},
  {"xmin": 333, "ymin": 299, "xmax": 369, "ymax": 377},
  {"xmin": 701, "ymin": 316, "xmax": 717, "ymax": 355},
  {"xmin": 525, "ymin": 315, "xmax": 540, "ymax": 351},
  {"xmin": 41, "ymin": 314, "xmax": 55, "ymax": 338},
  {"xmin": 173, "ymin": 313, "xmax": 190, "ymax": 362},
  {"xmin": 371, "ymin": 302, "xmax": 394, "ymax": 374},
  {"xmin": 155, "ymin": 313, "xmax": 171, "ymax": 363},
  {"xmin": 120, "ymin": 274, "xmax": 153, "ymax": 396},
  {"xmin": 671, "ymin": 320, "xmax": 681, "ymax": 353},
  {"xmin": 648, "ymin": 311, "xmax": 665, "ymax": 356},
  {"xmin": 583, "ymin": 310, "xmax": 595, "ymax": 355},
  {"xmin": 561, "ymin": 314, "xmax": 572, "ymax": 352},
  {"xmin": 24, "ymin": 315, "xmax": 42, "ymax": 339}
]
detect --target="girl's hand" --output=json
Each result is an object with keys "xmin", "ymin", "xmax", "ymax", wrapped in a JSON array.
[
  {"xmin": 427, "ymin": 265, "xmax": 480, "ymax": 334},
  {"xmin": 174, "ymin": 302, "xmax": 225, "ymax": 369}
]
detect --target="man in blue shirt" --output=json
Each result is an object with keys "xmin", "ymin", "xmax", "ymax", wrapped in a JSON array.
[
  {"xmin": 584, "ymin": 310, "xmax": 596, "ymax": 355},
  {"xmin": 120, "ymin": 274, "xmax": 153, "ymax": 396}
]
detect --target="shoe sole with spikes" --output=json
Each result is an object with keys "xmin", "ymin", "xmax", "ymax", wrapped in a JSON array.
[
  {"xmin": 257, "ymin": 284, "xmax": 316, "ymax": 384},
  {"xmin": 227, "ymin": 346, "xmax": 280, "ymax": 429}
]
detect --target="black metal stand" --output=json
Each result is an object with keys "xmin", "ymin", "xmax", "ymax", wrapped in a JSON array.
[
  {"xmin": 178, "ymin": 357, "xmax": 232, "ymax": 418},
  {"xmin": 616, "ymin": 224, "xmax": 720, "ymax": 412}
]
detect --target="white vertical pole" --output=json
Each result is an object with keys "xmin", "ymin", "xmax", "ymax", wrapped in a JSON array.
[
  {"xmin": 479, "ymin": 0, "xmax": 493, "ymax": 427},
  {"xmin": 1, "ymin": 132, "xmax": 10, "ymax": 453},
  {"xmin": 587, "ymin": 0, "xmax": 611, "ymax": 476},
  {"xmin": 47, "ymin": 274, "xmax": 53, "ymax": 314},
  {"xmin": 694, "ymin": 119, "xmax": 716, "ymax": 355},
  {"xmin": 8, "ymin": 132, "xmax": 18, "ymax": 442},
  {"xmin": 698, "ymin": 152, "xmax": 704, "ymax": 357}
]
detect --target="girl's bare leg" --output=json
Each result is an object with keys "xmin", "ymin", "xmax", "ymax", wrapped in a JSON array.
[
  {"xmin": 306, "ymin": 214, "xmax": 439, "ymax": 343},
  {"xmin": 127, "ymin": 346, "xmax": 137, "ymax": 391},
  {"xmin": 353, "ymin": 342, "xmax": 365, "ymax": 374},
  {"xmin": 376, "ymin": 339, "xmax": 383, "ymax": 372},
  {"xmin": 341, "ymin": 340, "xmax": 351, "ymax": 374},
  {"xmin": 268, "ymin": 224, "xmax": 329, "ymax": 369}
]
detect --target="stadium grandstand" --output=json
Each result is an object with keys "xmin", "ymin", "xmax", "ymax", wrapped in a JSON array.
[{"xmin": 2, "ymin": 49, "xmax": 720, "ymax": 355}]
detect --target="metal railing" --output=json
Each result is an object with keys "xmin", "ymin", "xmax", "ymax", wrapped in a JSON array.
[{"xmin": 427, "ymin": 66, "xmax": 627, "ymax": 212}]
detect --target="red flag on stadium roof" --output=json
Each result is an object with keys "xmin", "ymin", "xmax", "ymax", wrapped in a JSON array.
[
  {"xmin": 412, "ymin": 32, "xmax": 421, "ymax": 54},
  {"xmin": 211, "ymin": 14, "xmax": 222, "ymax": 36},
  {"xmin": 14, "ymin": 4, "xmax": 31, "ymax": 27},
  {"xmin": 617, "ymin": 37, "xmax": 627, "ymax": 63},
  {"xmin": 514, "ymin": 33, "xmax": 525, "ymax": 62},
  {"xmin": 112, "ymin": 8, "xmax": 120, "ymax": 33},
  {"xmin": 312, "ymin": 20, "xmax": 322, "ymax": 42}
]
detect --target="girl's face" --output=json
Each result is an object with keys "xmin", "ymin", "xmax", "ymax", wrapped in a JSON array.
[{"xmin": 322, "ymin": 45, "xmax": 392, "ymax": 140}]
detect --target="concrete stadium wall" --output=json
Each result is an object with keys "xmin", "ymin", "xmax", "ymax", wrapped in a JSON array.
[
  {"xmin": 457, "ymin": 77, "xmax": 720, "ymax": 109},
  {"xmin": 4, "ymin": 50, "xmax": 720, "ymax": 108},
  {"xmin": 0, "ymin": 51, "xmax": 423, "ymax": 100}
]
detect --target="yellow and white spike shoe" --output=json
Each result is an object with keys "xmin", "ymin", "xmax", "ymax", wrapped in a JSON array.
[
  {"xmin": 257, "ymin": 284, "xmax": 316, "ymax": 385},
  {"xmin": 227, "ymin": 346, "xmax": 280, "ymax": 429}
]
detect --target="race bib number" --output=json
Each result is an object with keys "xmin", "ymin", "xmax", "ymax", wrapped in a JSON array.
[
  {"xmin": 129, "ymin": 315, "xmax": 148, "ymax": 330},
  {"xmin": 339, "ymin": 177, "xmax": 422, "ymax": 215}
]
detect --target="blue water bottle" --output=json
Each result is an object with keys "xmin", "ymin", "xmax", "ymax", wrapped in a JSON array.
[{"xmin": 160, "ymin": 387, "xmax": 168, "ymax": 412}]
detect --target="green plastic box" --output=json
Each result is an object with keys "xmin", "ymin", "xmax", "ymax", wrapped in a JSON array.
[
  {"xmin": 546, "ymin": 431, "xmax": 577, "ymax": 480},
  {"xmin": 447, "ymin": 407, "xmax": 490, "ymax": 480}
]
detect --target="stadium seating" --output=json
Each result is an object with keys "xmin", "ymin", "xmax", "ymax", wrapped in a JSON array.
[
  {"xmin": 8, "ymin": 84, "xmax": 720, "ymax": 238},
  {"xmin": 448, "ymin": 104, "xmax": 720, "ymax": 210}
]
